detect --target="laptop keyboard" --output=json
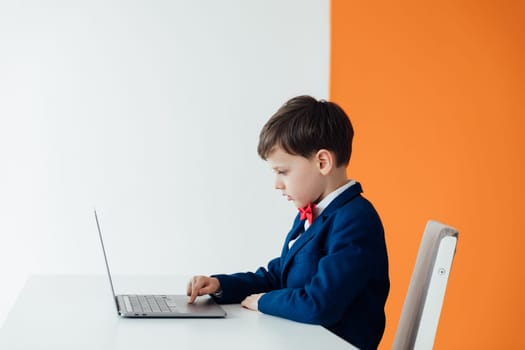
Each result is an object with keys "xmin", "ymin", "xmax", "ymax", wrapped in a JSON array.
[{"xmin": 128, "ymin": 295, "xmax": 177, "ymax": 313}]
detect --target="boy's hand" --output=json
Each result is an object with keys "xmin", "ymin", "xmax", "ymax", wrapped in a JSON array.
[
  {"xmin": 186, "ymin": 275, "xmax": 220, "ymax": 304},
  {"xmin": 241, "ymin": 293, "xmax": 265, "ymax": 311}
]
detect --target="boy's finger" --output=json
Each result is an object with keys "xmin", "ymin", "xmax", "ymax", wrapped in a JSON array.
[
  {"xmin": 198, "ymin": 286, "xmax": 213, "ymax": 295},
  {"xmin": 188, "ymin": 287, "xmax": 198, "ymax": 303},
  {"xmin": 188, "ymin": 279, "xmax": 202, "ymax": 303}
]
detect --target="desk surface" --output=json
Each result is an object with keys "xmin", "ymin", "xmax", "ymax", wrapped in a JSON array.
[{"xmin": 0, "ymin": 275, "xmax": 354, "ymax": 349}]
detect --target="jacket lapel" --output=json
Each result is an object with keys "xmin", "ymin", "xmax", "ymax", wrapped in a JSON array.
[
  {"xmin": 282, "ymin": 221, "xmax": 319, "ymax": 267},
  {"xmin": 281, "ymin": 217, "xmax": 303, "ymax": 253}
]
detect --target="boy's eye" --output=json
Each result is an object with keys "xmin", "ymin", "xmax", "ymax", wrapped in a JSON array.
[{"xmin": 277, "ymin": 170, "xmax": 287, "ymax": 175}]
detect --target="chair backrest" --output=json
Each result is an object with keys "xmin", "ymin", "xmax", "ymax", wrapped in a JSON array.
[{"xmin": 392, "ymin": 220, "xmax": 459, "ymax": 350}]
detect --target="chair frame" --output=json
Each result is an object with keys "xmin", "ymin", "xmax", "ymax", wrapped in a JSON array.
[{"xmin": 392, "ymin": 220, "xmax": 459, "ymax": 350}]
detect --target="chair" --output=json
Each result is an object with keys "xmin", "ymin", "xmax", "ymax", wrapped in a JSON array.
[{"xmin": 392, "ymin": 220, "xmax": 459, "ymax": 350}]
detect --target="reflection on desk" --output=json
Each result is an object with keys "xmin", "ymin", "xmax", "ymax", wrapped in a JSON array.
[{"xmin": 0, "ymin": 275, "xmax": 355, "ymax": 350}]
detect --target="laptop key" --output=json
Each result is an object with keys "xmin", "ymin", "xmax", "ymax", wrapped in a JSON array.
[
  {"xmin": 165, "ymin": 298, "xmax": 178, "ymax": 312},
  {"xmin": 165, "ymin": 297, "xmax": 177, "ymax": 307},
  {"xmin": 129, "ymin": 296, "xmax": 142, "ymax": 312},
  {"xmin": 147, "ymin": 296, "xmax": 161, "ymax": 313},
  {"xmin": 155, "ymin": 296, "xmax": 171, "ymax": 312},
  {"xmin": 138, "ymin": 296, "xmax": 152, "ymax": 313}
]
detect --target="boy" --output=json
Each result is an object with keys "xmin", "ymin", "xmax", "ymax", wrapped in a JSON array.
[{"xmin": 187, "ymin": 95, "xmax": 389, "ymax": 350}]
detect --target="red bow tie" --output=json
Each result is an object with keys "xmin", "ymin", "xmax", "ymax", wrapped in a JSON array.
[{"xmin": 299, "ymin": 203, "xmax": 316, "ymax": 224}]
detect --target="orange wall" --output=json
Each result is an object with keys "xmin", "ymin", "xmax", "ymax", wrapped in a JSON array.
[{"xmin": 330, "ymin": 1, "xmax": 525, "ymax": 349}]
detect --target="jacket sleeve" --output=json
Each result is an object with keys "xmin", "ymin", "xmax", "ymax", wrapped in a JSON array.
[
  {"xmin": 211, "ymin": 256, "xmax": 282, "ymax": 304},
  {"xmin": 258, "ymin": 212, "xmax": 382, "ymax": 326}
]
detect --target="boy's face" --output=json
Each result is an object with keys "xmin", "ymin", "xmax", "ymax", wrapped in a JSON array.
[{"xmin": 266, "ymin": 147, "xmax": 326, "ymax": 209}]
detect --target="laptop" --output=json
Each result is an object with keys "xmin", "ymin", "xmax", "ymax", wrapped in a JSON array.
[{"xmin": 94, "ymin": 209, "xmax": 227, "ymax": 318}]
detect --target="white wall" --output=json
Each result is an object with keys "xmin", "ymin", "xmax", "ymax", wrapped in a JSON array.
[{"xmin": 0, "ymin": 0, "xmax": 329, "ymax": 326}]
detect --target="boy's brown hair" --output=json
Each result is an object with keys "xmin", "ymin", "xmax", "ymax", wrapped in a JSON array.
[{"xmin": 257, "ymin": 95, "xmax": 354, "ymax": 167}]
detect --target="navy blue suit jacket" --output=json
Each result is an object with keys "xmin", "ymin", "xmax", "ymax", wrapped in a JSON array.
[{"xmin": 213, "ymin": 183, "xmax": 389, "ymax": 350}]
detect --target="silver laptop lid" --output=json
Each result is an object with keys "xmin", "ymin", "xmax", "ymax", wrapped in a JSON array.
[{"xmin": 94, "ymin": 209, "xmax": 120, "ymax": 313}]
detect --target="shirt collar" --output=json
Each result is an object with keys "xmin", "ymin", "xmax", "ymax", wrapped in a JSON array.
[
  {"xmin": 302, "ymin": 179, "xmax": 357, "ymax": 231},
  {"xmin": 315, "ymin": 179, "xmax": 357, "ymax": 218}
]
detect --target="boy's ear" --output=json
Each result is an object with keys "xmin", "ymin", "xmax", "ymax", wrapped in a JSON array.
[{"xmin": 315, "ymin": 149, "xmax": 334, "ymax": 175}]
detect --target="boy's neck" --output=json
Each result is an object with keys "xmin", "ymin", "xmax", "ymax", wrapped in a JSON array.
[{"xmin": 320, "ymin": 167, "xmax": 350, "ymax": 201}]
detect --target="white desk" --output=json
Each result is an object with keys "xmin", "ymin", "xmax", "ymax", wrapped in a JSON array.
[{"xmin": 0, "ymin": 275, "xmax": 355, "ymax": 349}]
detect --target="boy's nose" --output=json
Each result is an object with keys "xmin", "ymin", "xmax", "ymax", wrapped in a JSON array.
[{"xmin": 274, "ymin": 178, "xmax": 284, "ymax": 190}]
